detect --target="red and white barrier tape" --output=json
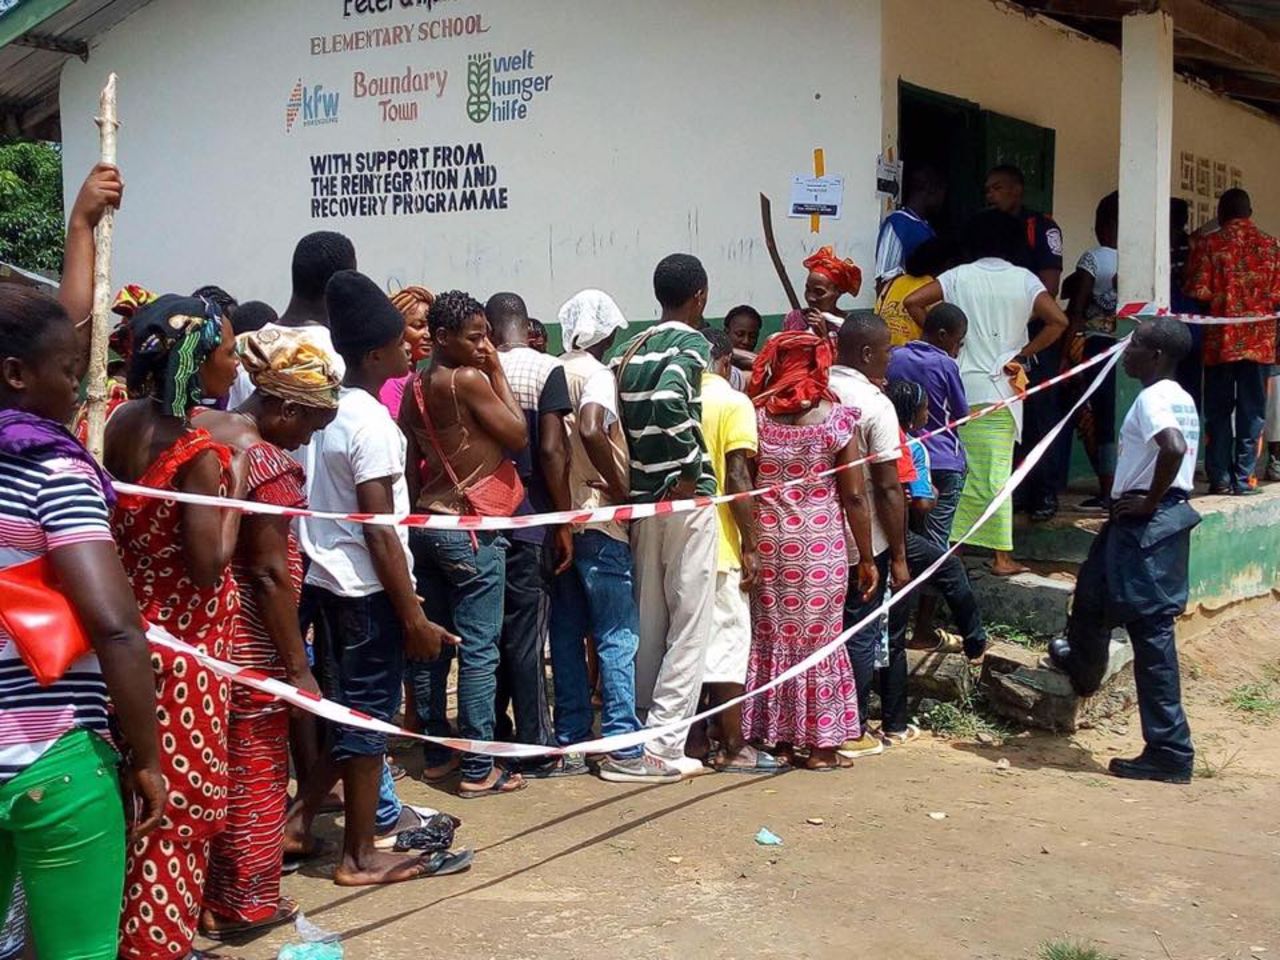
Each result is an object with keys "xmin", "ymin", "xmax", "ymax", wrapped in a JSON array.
[
  {"xmin": 112, "ymin": 337, "xmax": 1123, "ymax": 532},
  {"xmin": 1118, "ymin": 302, "xmax": 1279, "ymax": 325},
  {"xmin": 144, "ymin": 340, "xmax": 1127, "ymax": 760}
]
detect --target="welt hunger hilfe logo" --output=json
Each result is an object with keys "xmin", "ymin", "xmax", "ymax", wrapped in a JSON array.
[{"xmin": 286, "ymin": 79, "xmax": 341, "ymax": 132}]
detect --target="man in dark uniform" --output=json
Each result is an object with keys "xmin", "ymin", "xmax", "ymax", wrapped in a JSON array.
[
  {"xmin": 986, "ymin": 164, "xmax": 1068, "ymax": 521},
  {"xmin": 1049, "ymin": 318, "xmax": 1200, "ymax": 784}
]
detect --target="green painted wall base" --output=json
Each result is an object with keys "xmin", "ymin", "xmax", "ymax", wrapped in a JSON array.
[{"xmin": 1014, "ymin": 486, "xmax": 1280, "ymax": 611}]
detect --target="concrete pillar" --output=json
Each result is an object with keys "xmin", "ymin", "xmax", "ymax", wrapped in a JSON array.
[{"xmin": 1118, "ymin": 10, "xmax": 1175, "ymax": 310}]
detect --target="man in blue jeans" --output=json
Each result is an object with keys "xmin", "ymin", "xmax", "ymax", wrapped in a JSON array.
[
  {"xmin": 400, "ymin": 290, "xmax": 532, "ymax": 798},
  {"xmin": 548, "ymin": 290, "xmax": 652, "ymax": 780},
  {"xmin": 298, "ymin": 270, "xmax": 468, "ymax": 883}
]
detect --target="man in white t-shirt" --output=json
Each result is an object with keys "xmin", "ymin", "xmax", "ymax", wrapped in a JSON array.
[
  {"xmin": 1050, "ymin": 319, "xmax": 1200, "ymax": 785},
  {"xmin": 295, "ymin": 270, "xmax": 468, "ymax": 884},
  {"xmin": 830, "ymin": 313, "xmax": 909, "ymax": 758}
]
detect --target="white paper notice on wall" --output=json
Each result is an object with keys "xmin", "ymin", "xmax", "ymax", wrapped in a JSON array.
[
  {"xmin": 788, "ymin": 175, "xmax": 845, "ymax": 220},
  {"xmin": 876, "ymin": 155, "xmax": 903, "ymax": 199}
]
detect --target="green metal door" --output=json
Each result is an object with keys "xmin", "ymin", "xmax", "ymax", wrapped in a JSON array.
[{"xmin": 981, "ymin": 110, "xmax": 1057, "ymax": 215}]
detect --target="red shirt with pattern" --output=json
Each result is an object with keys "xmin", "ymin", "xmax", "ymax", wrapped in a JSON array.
[{"xmin": 1184, "ymin": 218, "xmax": 1280, "ymax": 366}]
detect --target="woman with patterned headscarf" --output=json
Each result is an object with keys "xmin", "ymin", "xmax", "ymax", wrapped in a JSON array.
[
  {"xmin": 190, "ymin": 327, "xmax": 340, "ymax": 941},
  {"xmin": 781, "ymin": 246, "xmax": 863, "ymax": 341},
  {"xmin": 742, "ymin": 331, "xmax": 877, "ymax": 770},
  {"xmin": 103, "ymin": 294, "xmax": 248, "ymax": 960},
  {"xmin": 70, "ymin": 283, "xmax": 158, "ymax": 445}
]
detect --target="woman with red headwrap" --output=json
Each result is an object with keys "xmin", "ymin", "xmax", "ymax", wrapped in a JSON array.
[
  {"xmin": 781, "ymin": 246, "xmax": 863, "ymax": 341},
  {"xmin": 742, "ymin": 332, "xmax": 878, "ymax": 770}
]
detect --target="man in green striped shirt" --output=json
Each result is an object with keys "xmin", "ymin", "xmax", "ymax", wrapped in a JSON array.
[{"xmin": 600, "ymin": 254, "xmax": 719, "ymax": 783}]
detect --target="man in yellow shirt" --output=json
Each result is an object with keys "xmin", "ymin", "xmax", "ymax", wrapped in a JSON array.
[{"xmin": 688, "ymin": 330, "xmax": 782, "ymax": 773}]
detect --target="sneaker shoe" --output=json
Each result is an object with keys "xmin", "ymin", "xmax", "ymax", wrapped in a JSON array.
[
  {"xmin": 1108, "ymin": 755, "xmax": 1191, "ymax": 785},
  {"xmin": 522, "ymin": 753, "xmax": 590, "ymax": 779},
  {"xmin": 881, "ymin": 724, "xmax": 921, "ymax": 746},
  {"xmin": 837, "ymin": 733, "xmax": 885, "ymax": 760},
  {"xmin": 597, "ymin": 752, "xmax": 682, "ymax": 784},
  {"xmin": 668, "ymin": 755, "xmax": 714, "ymax": 779}
]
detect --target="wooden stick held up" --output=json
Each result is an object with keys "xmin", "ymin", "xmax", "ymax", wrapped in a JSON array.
[
  {"xmin": 84, "ymin": 73, "xmax": 118, "ymax": 463},
  {"xmin": 760, "ymin": 193, "xmax": 800, "ymax": 312}
]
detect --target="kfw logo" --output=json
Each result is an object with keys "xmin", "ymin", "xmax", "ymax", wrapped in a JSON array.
[{"xmin": 286, "ymin": 79, "xmax": 340, "ymax": 132}]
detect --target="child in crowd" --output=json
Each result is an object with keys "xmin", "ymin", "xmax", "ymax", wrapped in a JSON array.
[
  {"xmin": 885, "ymin": 380, "xmax": 989, "ymax": 673},
  {"xmin": 724, "ymin": 304, "xmax": 763, "ymax": 391},
  {"xmin": 886, "ymin": 303, "xmax": 971, "ymax": 648},
  {"xmin": 295, "ymin": 271, "xmax": 469, "ymax": 883}
]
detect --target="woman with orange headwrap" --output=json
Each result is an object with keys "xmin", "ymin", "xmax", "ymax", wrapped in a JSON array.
[
  {"xmin": 742, "ymin": 331, "xmax": 877, "ymax": 770},
  {"xmin": 379, "ymin": 285, "xmax": 435, "ymax": 417},
  {"xmin": 781, "ymin": 246, "xmax": 863, "ymax": 341}
]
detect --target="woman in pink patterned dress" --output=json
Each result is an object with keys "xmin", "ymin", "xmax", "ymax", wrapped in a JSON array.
[{"xmin": 742, "ymin": 332, "xmax": 879, "ymax": 770}]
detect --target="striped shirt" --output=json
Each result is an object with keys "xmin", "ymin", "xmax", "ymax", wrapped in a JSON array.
[
  {"xmin": 0, "ymin": 452, "xmax": 113, "ymax": 783},
  {"xmin": 612, "ymin": 321, "xmax": 715, "ymax": 502}
]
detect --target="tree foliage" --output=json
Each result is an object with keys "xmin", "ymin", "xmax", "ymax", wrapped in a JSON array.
[{"xmin": 0, "ymin": 140, "xmax": 65, "ymax": 274}]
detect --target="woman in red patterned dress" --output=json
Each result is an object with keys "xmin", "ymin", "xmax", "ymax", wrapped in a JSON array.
[
  {"xmin": 742, "ymin": 332, "xmax": 879, "ymax": 770},
  {"xmin": 104, "ymin": 295, "xmax": 246, "ymax": 960},
  {"xmin": 194, "ymin": 328, "xmax": 339, "ymax": 941}
]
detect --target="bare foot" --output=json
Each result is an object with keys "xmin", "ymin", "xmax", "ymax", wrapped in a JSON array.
[
  {"xmin": 989, "ymin": 553, "xmax": 1029, "ymax": 577},
  {"xmin": 333, "ymin": 849, "xmax": 444, "ymax": 887},
  {"xmin": 421, "ymin": 756, "xmax": 460, "ymax": 783},
  {"xmin": 805, "ymin": 748, "xmax": 853, "ymax": 770},
  {"xmin": 457, "ymin": 767, "xmax": 525, "ymax": 799}
]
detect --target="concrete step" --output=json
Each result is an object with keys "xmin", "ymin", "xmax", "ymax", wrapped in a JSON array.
[
  {"xmin": 1006, "ymin": 483, "xmax": 1280, "ymax": 612},
  {"xmin": 964, "ymin": 559, "xmax": 1076, "ymax": 638},
  {"xmin": 979, "ymin": 637, "xmax": 1135, "ymax": 732}
]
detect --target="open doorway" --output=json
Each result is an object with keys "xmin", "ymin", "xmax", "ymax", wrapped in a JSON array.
[{"xmin": 897, "ymin": 80, "xmax": 1058, "ymax": 240}]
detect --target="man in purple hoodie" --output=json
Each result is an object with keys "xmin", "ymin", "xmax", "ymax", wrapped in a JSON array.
[{"xmin": 885, "ymin": 303, "xmax": 970, "ymax": 649}]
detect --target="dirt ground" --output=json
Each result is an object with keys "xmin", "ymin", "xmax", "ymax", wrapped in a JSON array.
[{"xmin": 206, "ymin": 605, "xmax": 1280, "ymax": 960}]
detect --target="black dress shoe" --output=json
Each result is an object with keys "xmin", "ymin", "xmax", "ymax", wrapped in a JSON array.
[
  {"xmin": 1046, "ymin": 637, "xmax": 1072, "ymax": 669},
  {"xmin": 1108, "ymin": 755, "xmax": 1192, "ymax": 785}
]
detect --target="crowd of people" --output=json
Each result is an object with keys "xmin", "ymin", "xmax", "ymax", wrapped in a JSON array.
[{"xmin": 0, "ymin": 157, "xmax": 1276, "ymax": 960}]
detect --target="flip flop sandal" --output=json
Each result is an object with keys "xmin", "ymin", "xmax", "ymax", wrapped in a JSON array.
[
  {"xmin": 421, "ymin": 759, "xmax": 461, "ymax": 784},
  {"xmin": 281, "ymin": 839, "xmax": 335, "ymax": 875},
  {"xmin": 932, "ymin": 630, "xmax": 964, "ymax": 654},
  {"xmin": 201, "ymin": 897, "xmax": 300, "ymax": 942},
  {"xmin": 418, "ymin": 848, "xmax": 475, "ymax": 877},
  {"xmin": 717, "ymin": 752, "xmax": 791, "ymax": 775},
  {"xmin": 457, "ymin": 768, "xmax": 526, "ymax": 800}
]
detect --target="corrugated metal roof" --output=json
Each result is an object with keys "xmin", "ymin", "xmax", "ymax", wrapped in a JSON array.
[{"xmin": 0, "ymin": 0, "xmax": 154, "ymax": 139}]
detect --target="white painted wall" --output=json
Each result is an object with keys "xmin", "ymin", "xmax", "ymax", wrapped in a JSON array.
[
  {"xmin": 61, "ymin": 0, "xmax": 884, "ymax": 324},
  {"xmin": 882, "ymin": 0, "xmax": 1280, "ymax": 271}
]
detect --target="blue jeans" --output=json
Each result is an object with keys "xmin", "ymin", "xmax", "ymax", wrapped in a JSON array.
[
  {"xmin": 407, "ymin": 529, "xmax": 507, "ymax": 784},
  {"xmin": 1204, "ymin": 360, "xmax": 1266, "ymax": 491},
  {"xmin": 844, "ymin": 551, "xmax": 891, "ymax": 726},
  {"xmin": 549, "ymin": 531, "xmax": 643, "ymax": 760},
  {"xmin": 375, "ymin": 762, "xmax": 401, "ymax": 834},
  {"xmin": 923, "ymin": 468, "xmax": 966, "ymax": 549},
  {"xmin": 317, "ymin": 589, "xmax": 404, "ymax": 763}
]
